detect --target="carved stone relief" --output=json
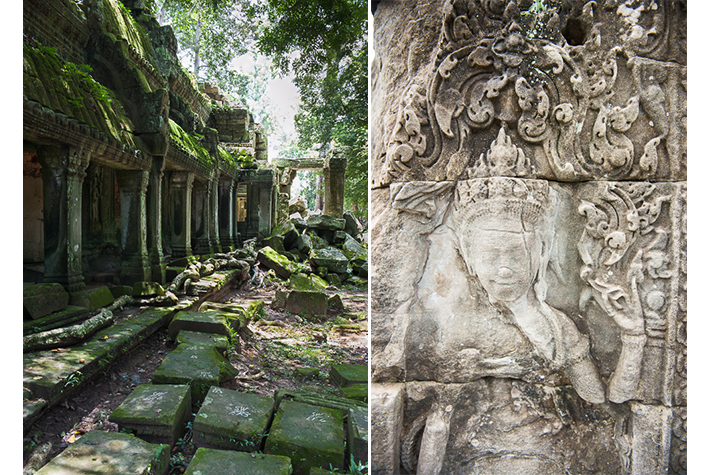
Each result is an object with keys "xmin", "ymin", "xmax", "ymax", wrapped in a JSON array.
[{"xmin": 371, "ymin": 1, "xmax": 686, "ymax": 474}]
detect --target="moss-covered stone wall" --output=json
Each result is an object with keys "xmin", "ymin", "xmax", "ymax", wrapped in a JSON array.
[{"xmin": 23, "ymin": 0, "xmax": 89, "ymax": 65}]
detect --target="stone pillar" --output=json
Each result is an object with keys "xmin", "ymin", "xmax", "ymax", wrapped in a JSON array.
[
  {"xmin": 631, "ymin": 403, "xmax": 673, "ymax": 475},
  {"xmin": 232, "ymin": 183, "xmax": 242, "ymax": 247},
  {"xmin": 323, "ymin": 150, "xmax": 348, "ymax": 218},
  {"xmin": 191, "ymin": 178, "xmax": 212, "ymax": 255},
  {"xmin": 36, "ymin": 145, "xmax": 90, "ymax": 296},
  {"xmin": 315, "ymin": 173, "xmax": 324, "ymax": 212},
  {"xmin": 218, "ymin": 176, "xmax": 235, "ymax": 251},
  {"xmin": 209, "ymin": 177, "xmax": 222, "ymax": 253},
  {"xmin": 116, "ymin": 170, "xmax": 151, "ymax": 285},
  {"xmin": 168, "ymin": 171, "xmax": 194, "ymax": 258},
  {"xmin": 147, "ymin": 157, "xmax": 166, "ymax": 283},
  {"xmin": 257, "ymin": 170, "xmax": 274, "ymax": 238}
]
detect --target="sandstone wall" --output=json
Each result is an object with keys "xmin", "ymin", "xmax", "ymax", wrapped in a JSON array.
[{"xmin": 370, "ymin": 1, "xmax": 686, "ymax": 474}]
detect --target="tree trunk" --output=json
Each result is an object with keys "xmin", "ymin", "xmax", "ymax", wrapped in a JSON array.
[{"xmin": 23, "ymin": 309, "xmax": 116, "ymax": 352}]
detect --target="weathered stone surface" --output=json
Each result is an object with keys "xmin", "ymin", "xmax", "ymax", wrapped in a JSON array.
[
  {"xmin": 271, "ymin": 220, "xmax": 300, "ymax": 249},
  {"xmin": 347, "ymin": 405, "xmax": 368, "ymax": 465},
  {"xmin": 306, "ymin": 214, "xmax": 346, "ymax": 231},
  {"xmin": 168, "ymin": 310, "xmax": 230, "ymax": 340},
  {"xmin": 370, "ymin": 383, "xmax": 404, "ymax": 475},
  {"xmin": 327, "ymin": 294, "xmax": 344, "ymax": 311},
  {"xmin": 34, "ymin": 430, "xmax": 170, "ymax": 475},
  {"xmin": 294, "ymin": 233, "xmax": 313, "ymax": 254},
  {"xmin": 132, "ymin": 281, "xmax": 165, "ymax": 298},
  {"xmin": 341, "ymin": 384, "xmax": 368, "ymax": 403},
  {"xmin": 330, "ymin": 364, "xmax": 367, "ymax": 387},
  {"xmin": 152, "ymin": 343, "xmax": 236, "ymax": 401},
  {"xmin": 108, "ymin": 384, "xmax": 191, "ymax": 445},
  {"xmin": 257, "ymin": 246, "xmax": 299, "ymax": 279},
  {"xmin": 288, "ymin": 273, "xmax": 328, "ymax": 291},
  {"xmin": 23, "ymin": 283, "xmax": 70, "ymax": 320},
  {"xmin": 176, "ymin": 330, "xmax": 229, "ymax": 354},
  {"xmin": 71, "ymin": 286, "xmax": 114, "ymax": 311},
  {"xmin": 193, "ymin": 386, "xmax": 273, "ymax": 451},
  {"xmin": 289, "ymin": 196, "xmax": 307, "ymax": 214},
  {"xmin": 184, "ymin": 447, "xmax": 292, "ymax": 475},
  {"xmin": 109, "ymin": 285, "xmax": 133, "ymax": 299},
  {"xmin": 341, "ymin": 234, "xmax": 367, "ymax": 264},
  {"xmin": 310, "ymin": 248, "xmax": 349, "ymax": 274},
  {"xmin": 262, "ymin": 235, "xmax": 286, "ymax": 254},
  {"xmin": 265, "ymin": 399, "xmax": 345, "ymax": 475},
  {"xmin": 371, "ymin": 1, "xmax": 687, "ymax": 472},
  {"xmin": 283, "ymin": 290, "xmax": 328, "ymax": 320},
  {"xmin": 343, "ymin": 210, "xmax": 361, "ymax": 238}
]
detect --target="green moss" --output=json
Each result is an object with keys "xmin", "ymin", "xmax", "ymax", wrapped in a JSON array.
[
  {"xmin": 101, "ymin": 0, "xmax": 157, "ymax": 70},
  {"xmin": 169, "ymin": 119, "xmax": 215, "ymax": 166},
  {"xmin": 23, "ymin": 42, "xmax": 137, "ymax": 147}
]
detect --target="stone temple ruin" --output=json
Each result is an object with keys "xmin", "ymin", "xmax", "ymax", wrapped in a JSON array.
[
  {"xmin": 22, "ymin": 0, "xmax": 350, "ymax": 297},
  {"xmin": 370, "ymin": 0, "xmax": 686, "ymax": 474},
  {"xmin": 23, "ymin": 0, "xmax": 366, "ymax": 473}
]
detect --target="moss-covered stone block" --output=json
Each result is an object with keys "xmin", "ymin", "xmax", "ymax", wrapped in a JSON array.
[
  {"xmin": 193, "ymin": 387, "xmax": 274, "ymax": 451},
  {"xmin": 340, "ymin": 384, "xmax": 368, "ymax": 403},
  {"xmin": 271, "ymin": 290, "xmax": 288, "ymax": 310},
  {"xmin": 34, "ymin": 430, "xmax": 170, "ymax": 475},
  {"xmin": 288, "ymin": 273, "xmax": 328, "ymax": 291},
  {"xmin": 329, "ymin": 365, "xmax": 368, "ymax": 387},
  {"xmin": 132, "ymin": 281, "xmax": 166, "ymax": 298},
  {"xmin": 110, "ymin": 285, "xmax": 134, "ymax": 299},
  {"xmin": 199, "ymin": 301, "xmax": 264, "ymax": 330},
  {"xmin": 23, "ymin": 283, "xmax": 70, "ymax": 320},
  {"xmin": 294, "ymin": 367, "xmax": 319, "ymax": 379},
  {"xmin": 185, "ymin": 447, "xmax": 292, "ymax": 475},
  {"xmin": 294, "ymin": 233, "xmax": 313, "ymax": 254},
  {"xmin": 257, "ymin": 246, "xmax": 299, "ymax": 279},
  {"xmin": 284, "ymin": 291, "xmax": 328, "ymax": 320},
  {"xmin": 271, "ymin": 220, "xmax": 300, "ymax": 249},
  {"xmin": 264, "ymin": 400, "xmax": 345, "ymax": 475},
  {"xmin": 347, "ymin": 406, "xmax": 368, "ymax": 465},
  {"xmin": 263, "ymin": 235, "xmax": 286, "ymax": 254},
  {"xmin": 176, "ymin": 331, "xmax": 229, "ymax": 354},
  {"xmin": 310, "ymin": 248, "xmax": 349, "ymax": 275},
  {"xmin": 108, "ymin": 384, "xmax": 191, "ymax": 446},
  {"xmin": 342, "ymin": 234, "xmax": 367, "ymax": 265},
  {"xmin": 306, "ymin": 215, "xmax": 346, "ymax": 231},
  {"xmin": 71, "ymin": 286, "xmax": 115, "ymax": 311},
  {"xmin": 152, "ymin": 344, "xmax": 236, "ymax": 402},
  {"xmin": 308, "ymin": 232, "xmax": 330, "ymax": 250},
  {"xmin": 168, "ymin": 310, "xmax": 230, "ymax": 340}
]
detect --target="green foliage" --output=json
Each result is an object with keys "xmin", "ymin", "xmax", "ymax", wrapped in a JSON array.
[
  {"xmin": 64, "ymin": 371, "xmax": 84, "ymax": 388},
  {"xmin": 249, "ymin": 0, "xmax": 367, "ymax": 219}
]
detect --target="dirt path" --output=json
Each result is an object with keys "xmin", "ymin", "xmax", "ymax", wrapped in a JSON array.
[{"xmin": 23, "ymin": 285, "xmax": 368, "ymax": 473}]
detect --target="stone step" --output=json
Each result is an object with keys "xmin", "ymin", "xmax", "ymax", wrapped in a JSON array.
[
  {"xmin": 23, "ymin": 305, "xmax": 89, "ymax": 335},
  {"xmin": 168, "ymin": 310, "xmax": 231, "ymax": 340},
  {"xmin": 108, "ymin": 384, "xmax": 192, "ymax": 446},
  {"xmin": 329, "ymin": 364, "xmax": 368, "ymax": 387},
  {"xmin": 264, "ymin": 399, "xmax": 345, "ymax": 475},
  {"xmin": 193, "ymin": 386, "xmax": 274, "ymax": 451},
  {"xmin": 176, "ymin": 330, "xmax": 230, "ymax": 354},
  {"xmin": 184, "ymin": 447, "xmax": 292, "ymax": 475},
  {"xmin": 151, "ymin": 343, "xmax": 237, "ymax": 402},
  {"xmin": 34, "ymin": 430, "xmax": 170, "ymax": 475},
  {"xmin": 23, "ymin": 308, "xmax": 175, "ymax": 429}
]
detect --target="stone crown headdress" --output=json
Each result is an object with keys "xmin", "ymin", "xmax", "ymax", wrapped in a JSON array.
[{"xmin": 452, "ymin": 177, "xmax": 553, "ymax": 232}]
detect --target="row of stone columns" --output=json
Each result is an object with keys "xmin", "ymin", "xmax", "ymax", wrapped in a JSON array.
[{"xmin": 35, "ymin": 145, "xmax": 272, "ymax": 298}]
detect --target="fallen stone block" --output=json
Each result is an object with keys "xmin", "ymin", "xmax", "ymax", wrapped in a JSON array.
[
  {"xmin": 152, "ymin": 344, "xmax": 237, "ymax": 401},
  {"xmin": 288, "ymin": 273, "xmax": 328, "ymax": 291},
  {"xmin": 199, "ymin": 301, "xmax": 265, "ymax": 331},
  {"xmin": 23, "ymin": 283, "xmax": 70, "ymax": 320},
  {"xmin": 342, "ymin": 234, "xmax": 367, "ymax": 264},
  {"xmin": 284, "ymin": 290, "xmax": 328, "ymax": 320},
  {"xmin": 70, "ymin": 286, "xmax": 114, "ymax": 311},
  {"xmin": 132, "ymin": 282, "xmax": 166, "ymax": 299},
  {"xmin": 330, "ymin": 364, "xmax": 368, "ymax": 387},
  {"xmin": 340, "ymin": 384, "xmax": 368, "ymax": 403},
  {"xmin": 328, "ymin": 294, "xmax": 344, "ymax": 311},
  {"xmin": 271, "ymin": 220, "xmax": 300, "ymax": 249},
  {"xmin": 193, "ymin": 386, "xmax": 274, "ymax": 451},
  {"xmin": 347, "ymin": 405, "xmax": 368, "ymax": 466},
  {"xmin": 343, "ymin": 211, "xmax": 362, "ymax": 238},
  {"xmin": 257, "ymin": 246, "xmax": 299, "ymax": 279},
  {"xmin": 264, "ymin": 399, "xmax": 345, "ymax": 474},
  {"xmin": 310, "ymin": 248, "xmax": 349, "ymax": 274},
  {"xmin": 109, "ymin": 285, "xmax": 133, "ymax": 299},
  {"xmin": 263, "ymin": 235, "xmax": 286, "ymax": 254},
  {"xmin": 34, "ymin": 430, "xmax": 170, "ymax": 475},
  {"xmin": 185, "ymin": 447, "xmax": 292, "ymax": 475},
  {"xmin": 294, "ymin": 233, "xmax": 313, "ymax": 254},
  {"xmin": 306, "ymin": 214, "xmax": 346, "ymax": 231},
  {"xmin": 295, "ymin": 367, "xmax": 319, "ymax": 379},
  {"xmin": 176, "ymin": 331, "xmax": 230, "ymax": 354},
  {"xmin": 168, "ymin": 310, "xmax": 231, "ymax": 340},
  {"xmin": 108, "ymin": 384, "xmax": 191, "ymax": 446}
]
